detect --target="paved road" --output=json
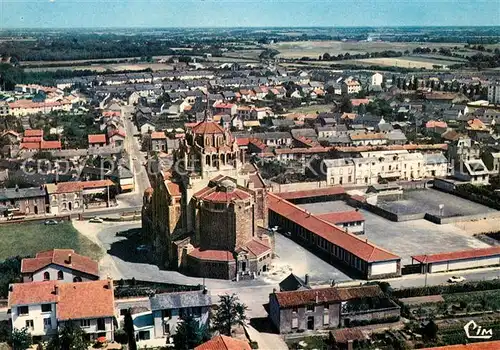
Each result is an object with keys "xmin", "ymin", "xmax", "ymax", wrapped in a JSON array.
[{"xmin": 118, "ymin": 105, "xmax": 151, "ymax": 208}]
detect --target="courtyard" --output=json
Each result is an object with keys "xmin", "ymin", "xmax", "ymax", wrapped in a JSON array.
[
  {"xmin": 376, "ymin": 189, "xmax": 498, "ymax": 218},
  {"xmin": 299, "ymin": 200, "xmax": 491, "ymax": 264}
]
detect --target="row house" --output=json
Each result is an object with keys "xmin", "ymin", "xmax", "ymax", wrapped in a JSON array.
[
  {"xmin": 9, "ymin": 279, "xmax": 115, "ymax": 342},
  {"xmin": 21, "ymin": 249, "xmax": 99, "ymax": 283},
  {"xmin": 213, "ymin": 102, "xmax": 237, "ymax": 116},
  {"xmin": 0, "ymin": 186, "xmax": 47, "ymax": 217},
  {"xmin": 349, "ymin": 131, "xmax": 387, "ymax": 146},
  {"xmin": 268, "ymin": 285, "xmax": 400, "ymax": 334},
  {"xmin": 46, "ymin": 179, "xmax": 115, "ymax": 214},
  {"xmin": 323, "ymin": 150, "xmax": 439, "ymax": 186}
]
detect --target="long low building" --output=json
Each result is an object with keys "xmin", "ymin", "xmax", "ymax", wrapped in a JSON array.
[
  {"xmin": 267, "ymin": 193, "xmax": 401, "ymax": 279},
  {"xmin": 412, "ymin": 246, "xmax": 500, "ymax": 273}
]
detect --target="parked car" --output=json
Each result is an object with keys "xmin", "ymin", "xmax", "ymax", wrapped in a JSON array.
[
  {"xmin": 44, "ymin": 219, "xmax": 59, "ymax": 225},
  {"xmin": 89, "ymin": 217, "xmax": 104, "ymax": 223},
  {"xmin": 448, "ymin": 276, "xmax": 466, "ymax": 283}
]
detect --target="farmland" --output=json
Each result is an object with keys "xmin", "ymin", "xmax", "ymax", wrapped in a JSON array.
[{"xmin": 266, "ymin": 40, "xmax": 465, "ymax": 59}]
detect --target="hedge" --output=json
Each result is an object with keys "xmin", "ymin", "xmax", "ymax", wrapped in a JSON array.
[{"xmin": 393, "ymin": 280, "xmax": 500, "ymax": 299}]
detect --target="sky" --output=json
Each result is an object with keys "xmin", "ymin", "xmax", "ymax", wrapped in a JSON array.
[{"xmin": 0, "ymin": 0, "xmax": 499, "ymax": 28}]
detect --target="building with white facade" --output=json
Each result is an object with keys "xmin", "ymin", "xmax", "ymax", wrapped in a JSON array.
[
  {"xmin": 487, "ymin": 81, "xmax": 500, "ymax": 104},
  {"xmin": 371, "ymin": 73, "xmax": 383, "ymax": 87},
  {"xmin": 8, "ymin": 279, "xmax": 116, "ymax": 342}
]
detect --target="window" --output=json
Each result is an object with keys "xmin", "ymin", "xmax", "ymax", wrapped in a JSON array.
[
  {"xmin": 43, "ymin": 272, "xmax": 50, "ymax": 281},
  {"xmin": 306, "ymin": 305, "xmax": 314, "ymax": 312},
  {"xmin": 192, "ymin": 307, "xmax": 202, "ymax": 317},
  {"xmin": 43, "ymin": 318, "xmax": 52, "ymax": 328},
  {"xmin": 57, "ymin": 271, "xmax": 64, "ymax": 280},
  {"xmin": 41, "ymin": 304, "xmax": 52, "ymax": 313},
  {"xmin": 25, "ymin": 320, "xmax": 34, "ymax": 329},
  {"xmin": 291, "ymin": 317, "xmax": 298, "ymax": 329},
  {"xmin": 18, "ymin": 306, "xmax": 29, "ymax": 315},
  {"xmin": 120, "ymin": 309, "xmax": 127, "ymax": 316},
  {"xmin": 323, "ymin": 313, "xmax": 330, "ymax": 326},
  {"xmin": 163, "ymin": 323, "xmax": 170, "ymax": 335},
  {"xmin": 81, "ymin": 319, "xmax": 91, "ymax": 328},
  {"xmin": 161, "ymin": 309, "xmax": 172, "ymax": 319},
  {"xmin": 292, "ymin": 307, "xmax": 298, "ymax": 313}
]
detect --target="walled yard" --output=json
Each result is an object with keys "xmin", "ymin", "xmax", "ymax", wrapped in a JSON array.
[
  {"xmin": 377, "ymin": 189, "xmax": 498, "ymax": 218},
  {"xmin": 299, "ymin": 200, "xmax": 490, "ymax": 264}
]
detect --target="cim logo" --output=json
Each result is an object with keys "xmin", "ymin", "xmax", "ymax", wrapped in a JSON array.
[{"xmin": 464, "ymin": 320, "xmax": 493, "ymax": 340}]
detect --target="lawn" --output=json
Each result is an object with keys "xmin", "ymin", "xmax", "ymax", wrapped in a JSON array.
[
  {"xmin": 0, "ymin": 221, "xmax": 104, "ymax": 262},
  {"xmin": 287, "ymin": 104, "xmax": 335, "ymax": 114}
]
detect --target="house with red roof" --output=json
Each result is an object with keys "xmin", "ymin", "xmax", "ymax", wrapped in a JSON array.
[
  {"xmin": 21, "ymin": 249, "xmax": 99, "ymax": 283},
  {"xmin": 213, "ymin": 102, "xmax": 237, "ymax": 116},
  {"xmin": 267, "ymin": 192, "xmax": 401, "ymax": 280},
  {"xmin": 88, "ymin": 134, "xmax": 107, "ymax": 148},
  {"xmin": 9, "ymin": 279, "xmax": 115, "ymax": 341},
  {"xmin": 268, "ymin": 285, "xmax": 400, "ymax": 333},
  {"xmin": 107, "ymin": 129, "xmax": 126, "ymax": 147},
  {"xmin": 412, "ymin": 246, "xmax": 500, "ymax": 274},
  {"xmin": 195, "ymin": 335, "xmax": 251, "ymax": 350}
]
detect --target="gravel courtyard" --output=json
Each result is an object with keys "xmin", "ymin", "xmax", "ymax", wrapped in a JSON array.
[{"xmin": 299, "ymin": 200, "xmax": 491, "ymax": 264}]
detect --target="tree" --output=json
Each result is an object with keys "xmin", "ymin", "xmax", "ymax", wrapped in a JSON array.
[
  {"xmin": 213, "ymin": 294, "xmax": 248, "ymax": 336},
  {"xmin": 422, "ymin": 320, "xmax": 438, "ymax": 340},
  {"xmin": 339, "ymin": 96, "xmax": 353, "ymax": 113},
  {"xmin": 124, "ymin": 308, "xmax": 137, "ymax": 350},
  {"xmin": 47, "ymin": 323, "xmax": 89, "ymax": 350},
  {"xmin": 172, "ymin": 315, "xmax": 209, "ymax": 349},
  {"xmin": 10, "ymin": 327, "xmax": 32, "ymax": 350},
  {"xmin": 322, "ymin": 53, "xmax": 331, "ymax": 61}
]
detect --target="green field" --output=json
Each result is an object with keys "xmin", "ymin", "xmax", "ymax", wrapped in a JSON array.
[{"xmin": 0, "ymin": 221, "xmax": 103, "ymax": 261}]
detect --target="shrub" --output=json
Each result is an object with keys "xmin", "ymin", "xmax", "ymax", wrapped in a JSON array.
[{"xmin": 113, "ymin": 329, "xmax": 128, "ymax": 344}]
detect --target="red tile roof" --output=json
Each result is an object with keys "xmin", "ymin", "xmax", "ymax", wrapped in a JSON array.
[
  {"xmin": 188, "ymin": 248, "xmax": 235, "ymax": 262},
  {"xmin": 214, "ymin": 103, "xmax": 236, "ymax": 109},
  {"xmin": 274, "ymin": 147, "xmax": 328, "ymax": 155},
  {"xmin": 412, "ymin": 246, "xmax": 500, "ymax": 264},
  {"xmin": 420, "ymin": 341, "xmax": 500, "ymax": 350},
  {"xmin": 22, "ymin": 136, "xmax": 42, "ymax": 143},
  {"xmin": 108, "ymin": 129, "xmax": 126, "ymax": 138},
  {"xmin": 41, "ymin": 141, "xmax": 62, "ymax": 150},
  {"xmin": 351, "ymin": 98, "xmax": 370, "ymax": 107},
  {"xmin": 57, "ymin": 280, "xmax": 115, "ymax": 320},
  {"xmin": 194, "ymin": 335, "xmax": 251, "ymax": 350},
  {"xmin": 267, "ymin": 193, "xmax": 399, "ymax": 262},
  {"xmin": 9, "ymin": 280, "xmax": 58, "ymax": 306},
  {"xmin": 273, "ymin": 285, "xmax": 383, "ymax": 308},
  {"xmin": 166, "ymin": 181, "xmax": 182, "ymax": 197},
  {"xmin": 24, "ymin": 129, "xmax": 43, "ymax": 137},
  {"xmin": 350, "ymin": 132, "xmax": 386, "ymax": 141},
  {"xmin": 88, "ymin": 134, "xmax": 106, "ymax": 144},
  {"xmin": 332, "ymin": 328, "xmax": 368, "ymax": 343},
  {"xmin": 82, "ymin": 179, "xmax": 114, "ymax": 189},
  {"xmin": 317, "ymin": 211, "xmax": 364, "ymax": 224},
  {"xmin": 245, "ymin": 239, "xmax": 271, "ymax": 258},
  {"xmin": 151, "ymin": 131, "xmax": 167, "ymax": 140},
  {"xmin": 21, "ymin": 249, "xmax": 98, "ymax": 277},
  {"xmin": 192, "ymin": 121, "xmax": 225, "ymax": 135},
  {"xmin": 236, "ymin": 137, "xmax": 250, "ymax": 146},
  {"xmin": 276, "ymin": 186, "xmax": 345, "ymax": 200},
  {"xmin": 426, "ymin": 120, "xmax": 448, "ymax": 129}
]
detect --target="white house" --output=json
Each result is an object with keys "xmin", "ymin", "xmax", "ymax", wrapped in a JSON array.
[
  {"xmin": 9, "ymin": 280, "xmax": 116, "ymax": 342},
  {"xmin": 21, "ymin": 249, "xmax": 99, "ymax": 283},
  {"xmin": 371, "ymin": 73, "xmax": 383, "ymax": 87}
]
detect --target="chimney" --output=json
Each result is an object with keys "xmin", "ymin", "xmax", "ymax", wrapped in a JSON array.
[
  {"xmin": 67, "ymin": 254, "xmax": 72, "ymax": 265},
  {"xmin": 106, "ymin": 275, "xmax": 112, "ymax": 289},
  {"xmin": 347, "ymin": 339, "xmax": 354, "ymax": 350},
  {"xmin": 54, "ymin": 285, "xmax": 59, "ymax": 295},
  {"xmin": 315, "ymin": 292, "xmax": 319, "ymax": 304},
  {"xmin": 304, "ymin": 274, "xmax": 309, "ymax": 286}
]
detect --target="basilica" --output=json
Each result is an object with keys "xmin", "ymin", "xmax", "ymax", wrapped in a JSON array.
[{"xmin": 142, "ymin": 118, "xmax": 272, "ymax": 280}]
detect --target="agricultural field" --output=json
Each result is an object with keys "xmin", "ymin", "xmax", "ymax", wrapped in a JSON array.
[
  {"xmin": 349, "ymin": 57, "xmax": 457, "ymax": 69},
  {"xmin": 25, "ymin": 62, "xmax": 174, "ymax": 72},
  {"xmin": 266, "ymin": 40, "xmax": 464, "ymax": 59},
  {"xmin": 0, "ymin": 221, "xmax": 104, "ymax": 261}
]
